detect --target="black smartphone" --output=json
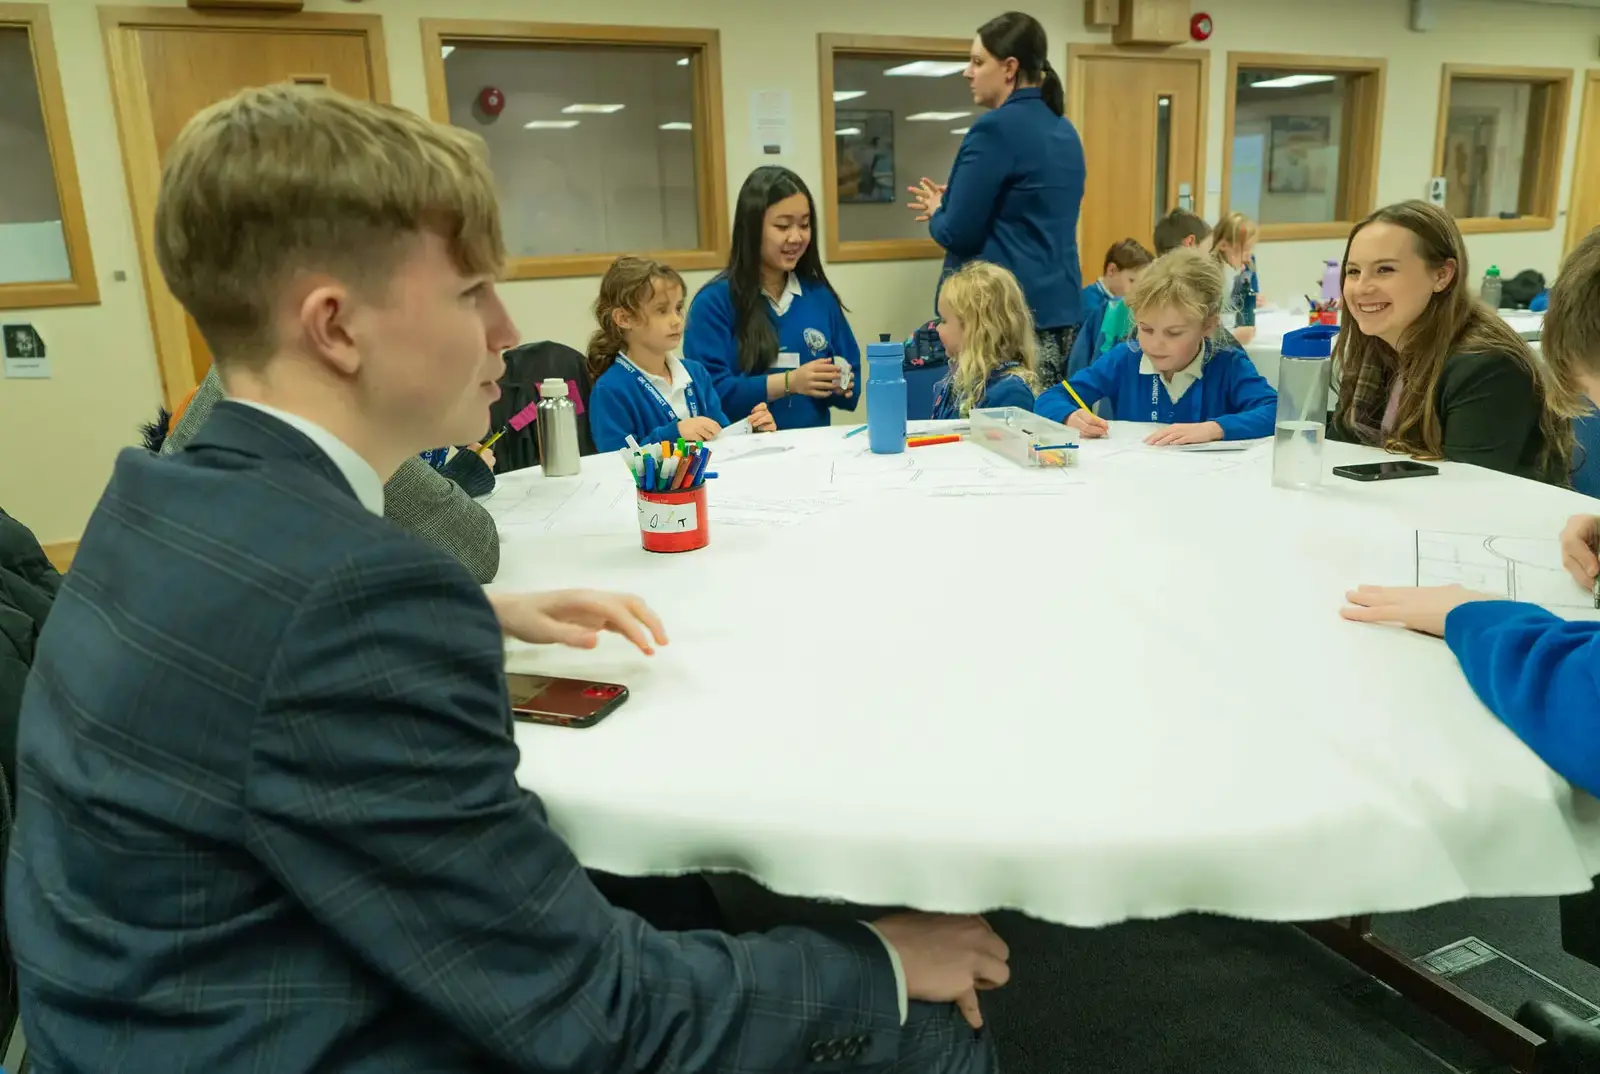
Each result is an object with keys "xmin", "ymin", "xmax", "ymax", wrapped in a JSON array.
[
  {"xmin": 1332, "ymin": 460, "xmax": 1440, "ymax": 482},
  {"xmin": 506, "ymin": 673, "xmax": 628, "ymax": 728}
]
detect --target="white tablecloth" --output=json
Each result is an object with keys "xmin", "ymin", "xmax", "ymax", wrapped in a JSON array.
[
  {"xmin": 1246, "ymin": 308, "xmax": 1543, "ymax": 388},
  {"xmin": 485, "ymin": 423, "xmax": 1600, "ymax": 929}
]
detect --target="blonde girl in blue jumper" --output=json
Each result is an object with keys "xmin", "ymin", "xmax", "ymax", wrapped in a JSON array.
[
  {"xmin": 1036, "ymin": 248, "xmax": 1277, "ymax": 444},
  {"xmin": 931, "ymin": 261, "xmax": 1037, "ymax": 418}
]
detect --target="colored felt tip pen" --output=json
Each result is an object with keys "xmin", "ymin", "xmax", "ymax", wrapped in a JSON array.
[
  {"xmin": 642, "ymin": 454, "xmax": 656, "ymax": 491},
  {"xmin": 844, "ymin": 424, "xmax": 868, "ymax": 438}
]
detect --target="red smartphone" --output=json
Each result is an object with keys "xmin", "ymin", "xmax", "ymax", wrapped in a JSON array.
[{"xmin": 506, "ymin": 673, "xmax": 628, "ymax": 728}]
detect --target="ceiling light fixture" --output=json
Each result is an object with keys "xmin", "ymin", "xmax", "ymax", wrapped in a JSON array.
[
  {"xmin": 884, "ymin": 60, "xmax": 968, "ymax": 78},
  {"xmin": 659, "ymin": 121, "xmax": 693, "ymax": 131},
  {"xmin": 524, "ymin": 120, "xmax": 580, "ymax": 130},
  {"xmin": 1249, "ymin": 74, "xmax": 1336, "ymax": 89},
  {"xmin": 833, "ymin": 90, "xmax": 867, "ymax": 102},
  {"xmin": 906, "ymin": 111, "xmax": 971, "ymax": 122},
  {"xmin": 561, "ymin": 103, "xmax": 625, "ymax": 114},
  {"xmin": 835, "ymin": 127, "xmax": 862, "ymax": 137}
]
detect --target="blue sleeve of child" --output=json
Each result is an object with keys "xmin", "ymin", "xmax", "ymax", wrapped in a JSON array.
[
  {"xmin": 928, "ymin": 120, "xmax": 1012, "ymax": 258},
  {"xmin": 827, "ymin": 298, "xmax": 862, "ymax": 412},
  {"xmin": 1213, "ymin": 353, "xmax": 1278, "ymax": 440},
  {"xmin": 1037, "ymin": 345, "xmax": 1126, "ymax": 421},
  {"xmin": 1444, "ymin": 600, "xmax": 1600, "ymax": 795},
  {"xmin": 685, "ymin": 360, "xmax": 729, "ymax": 426},
  {"xmin": 984, "ymin": 375, "xmax": 1036, "ymax": 413},
  {"xmin": 684, "ymin": 284, "xmax": 766, "ymax": 421},
  {"xmin": 1065, "ymin": 304, "xmax": 1103, "ymax": 379}
]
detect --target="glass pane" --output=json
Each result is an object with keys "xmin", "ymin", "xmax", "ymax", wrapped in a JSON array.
[
  {"xmin": 832, "ymin": 53, "xmax": 971, "ymax": 243},
  {"xmin": 0, "ymin": 27, "xmax": 70, "ymax": 284},
  {"xmin": 441, "ymin": 42, "xmax": 701, "ymax": 258},
  {"xmin": 1153, "ymin": 95, "xmax": 1171, "ymax": 227},
  {"xmin": 1444, "ymin": 79, "xmax": 1534, "ymax": 219},
  {"xmin": 1230, "ymin": 68, "xmax": 1348, "ymax": 226}
]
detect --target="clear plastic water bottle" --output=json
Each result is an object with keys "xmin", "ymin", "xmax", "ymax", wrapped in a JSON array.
[
  {"xmin": 865, "ymin": 333, "xmax": 906, "ymax": 455},
  {"xmin": 535, "ymin": 378, "xmax": 581, "ymax": 476},
  {"xmin": 1272, "ymin": 324, "xmax": 1340, "ymax": 489},
  {"xmin": 1481, "ymin": 265, "xmax": 1502, "ymax": 310}
]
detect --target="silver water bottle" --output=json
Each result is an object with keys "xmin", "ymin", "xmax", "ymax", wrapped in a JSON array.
[{"xmin": 535, "ymin": 378, "xmax": 581, "ymax": 477}]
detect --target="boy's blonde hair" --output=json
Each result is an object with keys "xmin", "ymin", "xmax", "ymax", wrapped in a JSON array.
[
  {"xmin": 1539, "ymin": 226, "xmax": 1600, "ymax": 419},
  {"xmin": 1125, "ymin": 247, "xmax": 1231, "ymax": 343},
  {"xmin": 586, "ymin": 256, "xmax": 686, "ymax": 382},
  {"xmin": 1208, "ymin": 212, "xmax": 1258, "ymax": 260},
  {"xmin": 939, "ymin": 262, "xmax": 1037, "ymax": 412},
  {"xmin": 155, "ymin": 84, "xmax": 505, "ymax": 368}
]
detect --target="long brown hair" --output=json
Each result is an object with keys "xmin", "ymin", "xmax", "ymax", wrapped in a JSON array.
[
  {"xmin": 1540, "ymin": 226, "xmax": 1600, "ymax": 420},
  {"xmin": 586, "ymin": 256, "xmax": 686, "ymax": 382},
  {"xmin": 1332, "ymin": 200, "xmax": 1570, "ymax": 475}
]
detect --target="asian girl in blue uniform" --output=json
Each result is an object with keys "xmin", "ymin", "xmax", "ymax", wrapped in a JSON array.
[
  {"xmin": 930, "ymin": 261, "xmax": 1037, "ymax": 418},
  {"xmin": 682, "ymin": 166, "xmax": 860, "ymax": 429},
  {"xmin": 587, "ymin": 256, "xmax": 774, "ymax": 452},
  {"xmin": 1036, "ymin": 247, "xmax": 1277, "ymax": 445}
]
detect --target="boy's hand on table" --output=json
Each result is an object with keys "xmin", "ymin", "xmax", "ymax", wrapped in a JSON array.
[
  {"xmin": 489, "ymin": 590, "xmax": 668, "ymax": 654},
  {"xmin": 1339, "ymin": 584, "xmax": 1494, "ymax": 638}
]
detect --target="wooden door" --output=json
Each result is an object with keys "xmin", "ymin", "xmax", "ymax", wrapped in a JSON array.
[
  {"xmin": 1565, "ymin": 71, "xmax": 1600, "ymax": 258},
  {"xmin": 103, "ymin": 8, "xmax": 389, "ymax": 405},
  {"xmin": 1068, "ymin": 47, "xmax": 1208, "ymax": 286}
]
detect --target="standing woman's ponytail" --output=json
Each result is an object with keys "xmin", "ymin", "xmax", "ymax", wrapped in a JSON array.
[
  {"xmin": 977, "ymin": 12, "xmax": 1060, "ymax": 114},
  {"xmin": 1039, "ymin": 58, "xmax": 1064, "ymax": 116}
]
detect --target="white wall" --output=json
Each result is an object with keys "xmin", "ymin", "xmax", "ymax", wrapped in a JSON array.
[{"xmin": 4, "ymin": 0, "xmax": 1600, "ymax": 542}]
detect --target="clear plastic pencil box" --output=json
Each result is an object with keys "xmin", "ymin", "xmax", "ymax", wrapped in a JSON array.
[{"xmin": 969, "ymin": 407, "xmax": 1079, "ymax": 467}]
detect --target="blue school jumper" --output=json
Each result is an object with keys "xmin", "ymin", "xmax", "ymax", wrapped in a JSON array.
[
  {"xmin": 683, "ymin": 276, "xmax": 861, "ymax": 430},
  {"xmin": 1445, "ymin": 601, "xmax": 1600, "ymax": 794},
  {"xmin": 588, "ymin": 355, "xmax": 729, "ymax": 452},
  {"xmin": 930, "ymin": 363, "xmax": 1035, "ymax": 420},
  {"xmin": 1036, "ymin": 340, "xmax": 1277, "ymax": 440},
  {"xmin": 1078, "ymin": 280, "xmax": 1111, "ymax": 331},
  {"xmin": 930, "ymin": 87, "xmax": 1086, "ymax": 331}
]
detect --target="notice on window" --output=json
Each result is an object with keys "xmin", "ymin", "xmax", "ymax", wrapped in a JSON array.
[{"xmin": 750, "ymin": 89, "xmax": 793, "ymax": 158}]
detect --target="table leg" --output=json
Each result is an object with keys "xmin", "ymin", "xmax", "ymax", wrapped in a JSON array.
[{"xmin": 1301, "ymin": 917, "xmax": 1546, "ymax": 1073}]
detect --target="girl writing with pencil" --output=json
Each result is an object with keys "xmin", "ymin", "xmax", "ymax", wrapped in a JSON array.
[
  {"xmin": 683, "ymin": 166, "xmax": 860, "ymax": 429},
  {"xmin": 587, "ymin": 256, "xmax": 776, "ymax": 453},
  {"xmin": 931, "ymin": 261, "xmax": 1038, "ymax": 418},
  {"xmin": 1036, "ymin": 248, "xmax": 1277, "ymax": 445}
]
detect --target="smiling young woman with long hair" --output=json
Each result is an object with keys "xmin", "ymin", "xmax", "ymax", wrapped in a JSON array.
[
  {"xmin": 681, "ymin": 166, "xmax": 859, "ymax": 430},
  {"xmin": 1333, "ymin": 200, "xmax": 1570, "ymax": 482}
]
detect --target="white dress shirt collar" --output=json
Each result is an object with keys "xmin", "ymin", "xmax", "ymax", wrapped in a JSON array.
[
  {"xmin": 628, "ymin": 353, "xmax": 694, "ymax": 421},
  {"xmin": 230, "ymin": 399, "xmax": 386, "ymax": 516},
  {"xmin": 1139, "ymin": 351, "xmax": 1206, "ymax": 405},
  {"xmin": 765, "ymin": 273, "xmax": 804, "ymax": 317}
]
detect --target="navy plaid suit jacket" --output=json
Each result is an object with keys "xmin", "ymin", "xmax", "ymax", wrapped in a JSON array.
[{"xmin": 8, "ymin": 403, "xmax": 901, "ymax": 1073}]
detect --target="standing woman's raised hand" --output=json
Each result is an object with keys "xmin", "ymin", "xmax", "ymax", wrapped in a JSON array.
[{"xmin": 906, "ymin": 177, "xmax": 945, "ymax": 222}]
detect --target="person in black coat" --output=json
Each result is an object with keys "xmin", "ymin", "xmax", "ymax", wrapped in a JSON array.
[{"xmin": 0, "ymin": 506, "xmax": 60, "ymax": 805}]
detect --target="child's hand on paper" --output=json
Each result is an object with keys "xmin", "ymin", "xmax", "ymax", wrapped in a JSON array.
[
  {"xmin": 749, "ymin": 403, "xmax": 777, "ymax": 433},
  {"xmin": 1146, "ymin": 422, "xmax": 1222, "ymax": 446},
  {"xmin": 1066, "ymin": 409, "xmax": 1109, "ymax": 438},
  {"xmin": 678, "ymin": 416, "xmax": 722, "ymax": 442},
  {"xmin": 1560, "ymin": 513, "xmax": 1600, "ymax": 590}
]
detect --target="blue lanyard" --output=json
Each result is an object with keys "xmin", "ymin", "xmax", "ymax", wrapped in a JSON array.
[{"xmin": 615, "ymin": 354, "xmax": 699, "ymax": 421}]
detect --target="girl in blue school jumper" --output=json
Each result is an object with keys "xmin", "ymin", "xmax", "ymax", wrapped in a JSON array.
[
  {"xmin": 1036, "ymin": 248, "xmax": 1278, "ymax": 445},
  {"xmin": 587, "ymin": 256, "xmax": 775, "ymax": 453},
  {"xmin": 682, "ymin": 166, "xmax": 860, "ymax": 430},
  {"xmin": 930, "ymin": 261, "xmax": 1037, "ymax": 418}
]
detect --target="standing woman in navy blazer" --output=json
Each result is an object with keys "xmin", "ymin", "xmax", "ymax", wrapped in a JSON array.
[{"xmin": 908, "ymin": 11, "xmax": 1087, "ymax": 387}]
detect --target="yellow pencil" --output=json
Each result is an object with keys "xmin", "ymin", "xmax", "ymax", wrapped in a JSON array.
[
  {"xmin": 476, "ymin": 429, "xmax": 504, "ymax": 454},
  {"xmin": 1062, "ymin": 382, "xmax": 1098, "ymax": 418}
]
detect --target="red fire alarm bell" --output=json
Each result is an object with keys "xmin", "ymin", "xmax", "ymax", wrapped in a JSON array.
[
  {"xmin": 1190, "ymin": 12, "xmax": 1214, "ymax": 41},
  {"xmin": 477, "ymin": 86, "xmax": 505, "ymax": 117}
]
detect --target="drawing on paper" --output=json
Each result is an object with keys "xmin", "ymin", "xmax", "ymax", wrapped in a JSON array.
[
  {"xmin": 1414, "ymin": 531, "xmax": 1594, "ymax": 610},
  {"xmin": 485, "ymin": 479, "xmax": 634, "ymax": 537}
]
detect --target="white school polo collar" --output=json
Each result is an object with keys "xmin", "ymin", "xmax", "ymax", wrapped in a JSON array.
[
  {"xmin": 765, "ymin": 273, "xmax": 804, "ymax": 317},
  {"xmin": 1139, "ymin": 351, "xmax": 1205, "ymax": 405}
]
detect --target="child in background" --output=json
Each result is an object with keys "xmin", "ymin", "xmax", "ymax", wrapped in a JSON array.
[
  {"xmin": 931, "ymin": 261, "xmax": 1038, "ymax": 418},
  {"xmin": 1209, "ymin": 212, "xmax": 1260, "ymax": 346},
  {"xmin": 1068, "ymin": 216, "xmax": 1207, "ymax": 379},
  {"xmin": 1037, "ymin": 248, "xmax": 1277, "ymax": 445},
  {"xmin": 1068, "ymin": 239, "xmax": 1152, "ymax": 379},
  {"xmin": 587, "ymin": 256, "xmax": 775, "ymax": 452}
]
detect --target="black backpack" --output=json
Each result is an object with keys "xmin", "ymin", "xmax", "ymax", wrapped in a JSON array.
[{"xmin": 1501, "ymin": 269, "xmax": 1546, "ymax": 310}]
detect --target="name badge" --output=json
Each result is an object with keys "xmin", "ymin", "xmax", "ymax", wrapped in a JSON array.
[{"xmin": 774, "ymin": 351, "xmax": 801, "ymax": 370}]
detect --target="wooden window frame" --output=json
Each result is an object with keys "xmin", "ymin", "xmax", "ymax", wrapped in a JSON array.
[
  {"xmin": 0, "ymin": 3, "xmax": 97, "ymax": 309},
  {"xmin": 817, "ymin": 33, "xmax": 971, "ymax": 264},
  {"xmin": 420, "ymin": 19, "xmax": 728, "ymax": 281},
  {"xmin": 1564, "ymin": 70, "xmax": 1600, "ymax": 258},
  {"xmin": 1219, "ymin": 51, "xmax": 1386, "ymax": 244},
  {"xmin": 1434, "ymin": 63, "xmax": 1572, "ymax": 235}
]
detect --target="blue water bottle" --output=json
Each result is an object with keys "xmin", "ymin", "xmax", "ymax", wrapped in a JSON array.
[{"xmin": 865, "ymin": 333, "xmax": 907, "ymax": 455}]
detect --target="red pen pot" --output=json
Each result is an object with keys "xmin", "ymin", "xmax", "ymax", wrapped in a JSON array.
[{"xmin": 637, "ymin": 486, "xmax": 709, "ymax": 553}]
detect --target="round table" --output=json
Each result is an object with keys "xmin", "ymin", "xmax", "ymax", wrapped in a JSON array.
[{"xmin": 485, "ymin": 422, "xmax": 1600, "ymax": 930}]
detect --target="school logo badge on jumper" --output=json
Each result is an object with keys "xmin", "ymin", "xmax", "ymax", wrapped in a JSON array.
[{"xmin": 803, "ymin": 328, "xmax": 828, "ymax": 355}]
